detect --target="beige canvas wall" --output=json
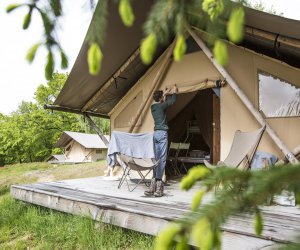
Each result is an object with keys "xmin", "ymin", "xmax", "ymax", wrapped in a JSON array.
[
  {"xmin": 110, "ymin": 46, "xmax": 300, "ymax": 161},
  {"xmin": 90, "ymin": 149, "xmax": 108, "ymax": 161},
  {"xmin": 110, "ymin": 51, "xmax": 221, "ymax": 132},
  {"xmin": 65, "ymin": 141, "xmax": 87, "ymax": 162},
  {"xmin": 65, "ymin": 141, "xmax": 108, "ymax": 162},
  {"xmin": 221, "ymin": 44, "xmax": 300, "ymax": 160}
]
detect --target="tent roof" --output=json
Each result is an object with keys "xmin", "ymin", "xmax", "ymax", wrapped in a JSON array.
[
  {"xmin": 244, "ymin": 7, "xmax": 300, "ymax": 39},
  {"xmin": 53, "ymin": 3, "xmax": 300, "ymax": 117},
  {"xmin": 55, "ymin": 131, "xmax": 110, "ymax": 149},
  {"xmin": 54, "ymin": 0, "xmax": 159, "ymax": 116},
  {"xmin": 46, "ymin": 154, "xmax": 66, "ymax": 162}
]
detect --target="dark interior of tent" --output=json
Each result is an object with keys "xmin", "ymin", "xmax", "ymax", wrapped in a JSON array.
[{"xmin": 165, "ymin": 88, "xmax": 220, "ymax": 177}]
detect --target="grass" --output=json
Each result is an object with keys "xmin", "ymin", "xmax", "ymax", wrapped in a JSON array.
[{"xmin": 0, "ymin": 162, "xmax": 154, "ymax": 249}]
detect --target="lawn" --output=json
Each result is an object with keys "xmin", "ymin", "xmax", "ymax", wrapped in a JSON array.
[{"xmin": 0, "ymin": 161, "xmax": 154, "ymax": 249}]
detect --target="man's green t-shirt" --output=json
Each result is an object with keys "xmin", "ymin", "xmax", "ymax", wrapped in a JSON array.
[{"xmin": 151, "ymin": 94, "xmax": 177, "ymax": 131}]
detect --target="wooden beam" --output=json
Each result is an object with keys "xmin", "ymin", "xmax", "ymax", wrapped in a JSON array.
[
  {"xmin": 11, "ymin": 181, "xmax": 300, "ymax": 246},
  {"xmin": 212, "ymin": 93, "xmax": 220, "ymax": 165},
  {"xmin": 44, "ymin": 104, "xmax": 109, "ymax": 118},
  {"xmin": 128, "ymin": 40, "xmax": 176, "ymax": 133},
  {"xmin": 245, "ymin": 27, "xmax": 300, "ymax": 50},
  {"xmin": 85, "ymin": 114, "xmax": 109, "ymax": 146},
  {"xmin": 188, "ymin": 28, "xmax": 299, "ymax": 164},
  {"xmin": 276, "ymin": 144, "xmax": 300, "ymax": 165},
  {"xmin": 81, "ymin": 48, "xmax": 140, "ymax": 112}
]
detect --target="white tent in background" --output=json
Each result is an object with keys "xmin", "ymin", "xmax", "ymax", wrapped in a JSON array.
[
  {"xmin": 46, "ymin": 154, "xmax": 66, "ymax": 164},
  {"xmin": 54, "ymin": 131, "xmax": 110, "ymax": 163}
]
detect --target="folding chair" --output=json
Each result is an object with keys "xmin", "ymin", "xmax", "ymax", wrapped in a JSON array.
[
  {"xmin": 204, "ymin": 125, "xmax": 266, "ymax": 170},
  {"xmin": 204, "ymin": 126, "xmax": 266, "ymax": 192},
  {"xmin": 117, "ymin": 154, "xmax": 159, "ymax": 192},
  {"xmin": 176, "ymin": 143, "xmax": 191, "ymax": 174},
  {"xmin": 166, "ymin": 142, "xmax": 180, "ymax": 176}
]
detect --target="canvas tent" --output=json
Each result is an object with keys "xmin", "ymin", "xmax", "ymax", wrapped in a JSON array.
[
  {"xmin": 55, "ymin": 131, "xmax": 110, "ymax": 163},
  {"xmin": 48, "ymin": 2, "xmax": 300, "ymax": 170},
  {"xmin": 46, "ymin": 154, "xmax": 66, "ymax": 164}
]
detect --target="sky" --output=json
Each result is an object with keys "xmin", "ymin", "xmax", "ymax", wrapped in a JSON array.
[
  {"xmin": 0, "ymin": 0, "xmax": 300, "ymax": 115},
  {"xmin": 0, "ymin": 0, "xmax": 93, "ymax": 115}
]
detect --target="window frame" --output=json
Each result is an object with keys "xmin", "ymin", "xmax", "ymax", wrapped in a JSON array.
[{"xmin": 257, "ymin": 69, "xmax": 300, "ymax": 119}]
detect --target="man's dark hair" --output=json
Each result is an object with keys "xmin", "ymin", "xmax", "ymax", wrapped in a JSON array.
[{"xmin": 153, "ymin": 90, "xmax": 163, "ymax": 102}]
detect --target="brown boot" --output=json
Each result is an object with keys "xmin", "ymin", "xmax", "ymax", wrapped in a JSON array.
[
  {"xmin": 144, "ymin": 178, "xmax": 156, "ymax": 196},
  {"xmin": 154, "ymin": 180, "xmax": 164, "ymax": 197}
]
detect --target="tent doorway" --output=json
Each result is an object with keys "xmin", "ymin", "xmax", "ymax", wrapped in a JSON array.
[{"xmin": 166, "ymin": 89, "xmax": 220, "ymax": 176}]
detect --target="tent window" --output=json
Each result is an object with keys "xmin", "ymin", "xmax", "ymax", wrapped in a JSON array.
[
  {"xmin": 96, "ymin": 149, "xmax": 102, "ymax": 154},
  {"xmin": 258, "ymin": 71, "xmax": 300, "ymax": 118}
]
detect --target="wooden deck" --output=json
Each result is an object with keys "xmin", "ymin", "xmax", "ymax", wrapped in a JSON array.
[{"xmin": 11, "ymin": 176, "xmax": 300, "ymax": 249}]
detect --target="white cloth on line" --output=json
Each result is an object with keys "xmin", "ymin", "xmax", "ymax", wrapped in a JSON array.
[{"xmin": 107, "ymin": 131, "xmax": 155, "ymax": 166}]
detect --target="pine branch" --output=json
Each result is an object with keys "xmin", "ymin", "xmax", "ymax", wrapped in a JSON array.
[{"xmin": 155, "ymin": 165, "xmax": 300, "ymax": 249}]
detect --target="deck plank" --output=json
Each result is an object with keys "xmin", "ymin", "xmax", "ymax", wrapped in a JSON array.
[{"xmin": 11, "ymin": 176, "xmax": 300, "ymax": 249}]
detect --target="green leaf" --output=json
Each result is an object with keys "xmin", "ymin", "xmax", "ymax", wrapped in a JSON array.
[
  {"xmin": 180, "ymin": 175, "xmax": 194, "ymax": 190},
  {"xmin": 202, "ymin": 0, "xmax": 224, "ymax": 21},
  {"xmin": 155, "ymin": 224, "xmax": 181, "ymax": 250},
  {"xmin": 213, "ymin": 229, "xmax": 222, "ymax": 250},
  {"xmin": 213, "ymin": 40, "xmax": 228, "ymax": 66},
  {"xmin": 119, "ymin": 0, "xmax": 135, "ymax": 27},
  {"xmin": 173, "ymin": 35, "xmax": 187, "ymax": 62},
  {"xmin": 87, "ymin": 43, "xmax": 103, "ymax": 75},
  {"xmin": 41, "ymin": 12, "xmax": 53, "ymax": 35},
  {"xmin": 6, "ymin": 4, "xmax": 21, "ymax": 13},
  {"xmin": 254, "ymin": 210, "xmax": 263, "ymax": 235},
  {"xmin": 227, "ymin": 7, "xmax": 245, "ymax": 43},
  {"xmin": 191, "ymin": 190, "xmax": 205, "ymax": 211},
  {"xmin": 23, "ymin": 10, "xmax": 32, "ymax": 30},
  {"xmin": 45, "ymin": 51, "xmax": 54, "ymax": 80},
  {"xmin": 60, "ymin": 51, "xmax": 68, "ymax": 69},
  {"xmin": 188, "ymin": 166, "xmax": 211, "ymax": 180},
  {"xmin": 50, "ymin": 0, "xmax": 62, "ymax": 17},
  {"xmin": 295, "ymin": 191, "xmax": 300, "ymax": 205},
  {"xmin": 181, "ymin": 167, "xmax": 211, "ymax": 190},
  {"xmin": 140, "ymin": 33, "xmax": 157, "ymax": 65},
  {"xmin": 192, "ymin": 218, "xmax": 213, "ymax": 250},
  {"xmin": 26, "ymin": 43, "xmax": 41, "ymax": 63},
  {"xmin": 175, "ymin": 235, "xmax": 189, "ymax": 250}
]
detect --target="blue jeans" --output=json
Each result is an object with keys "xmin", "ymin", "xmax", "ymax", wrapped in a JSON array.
[{"xmin": 153, "ymin": 130, "xmax": 168, "ymax": 179}]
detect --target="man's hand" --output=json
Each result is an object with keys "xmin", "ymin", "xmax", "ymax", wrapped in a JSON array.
[
  {"xmin": 162, "ymin": 84, "xmax": 178, "ymax": 101},
  {"xmin": 172, "ymin": 84, "xmax": 178, "ymax": 94},
  {"xmin": 163, "ymin": 88, "xmax": 172, "ymax": 99}
]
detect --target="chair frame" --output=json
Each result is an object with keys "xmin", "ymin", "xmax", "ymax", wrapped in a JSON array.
[
  {"xmin": 117, "ymin": 154, "xmax": 159, "ymax": 192},
  {"xmin": 167, "ymin": 142, "xmax": 181, "ymax": 176},
  {"xmin": 204, "ymin": 125, "xmax": 266, "ymax": 170},
  {"xmin": 204, "ymin": 126, "xmax": 266, "ymax": 192},
  {"xmin": 176, "ymin": 143, "xmax": 191, "ymax": 174}
]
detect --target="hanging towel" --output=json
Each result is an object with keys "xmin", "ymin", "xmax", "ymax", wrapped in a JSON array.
[{"xmin": 107, "ymin": 131, "xmax": 155, "ymax": 166}]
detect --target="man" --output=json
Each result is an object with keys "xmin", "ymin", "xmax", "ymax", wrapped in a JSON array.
[{"xmin": 145, "ymin": 84, "xmax": 178, "ymax": 197}]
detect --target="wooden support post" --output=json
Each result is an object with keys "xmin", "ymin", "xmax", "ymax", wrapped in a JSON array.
[
  {"xmin": 188, "ymin": 28, "xmax": 298, "ymax": 164},
  {"xmin": 128, "ymin": 40, "xmax": 176, "ymax": 133},
  {"xmin": 276, "ymin": 144, "xmax": 300, "ymax": 165},
  {"xmin": 44, "ymin": 104, "xmax": 108, "ymax": 118},
  {"xmin": 245, "ymin": 27, "xmax": 300, "ymax": 50},
  {"xmin": 85, "ymin": 114, "xmax": 109, "ymax": 146}
]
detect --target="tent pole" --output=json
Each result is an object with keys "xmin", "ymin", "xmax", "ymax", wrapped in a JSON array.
[
  {"xmin": 128, "ymin": 40, "xmax": 176, "ymax": 133},
  {"xmin": 276, "ymin": 144, "xmax": 300, "ymax": 165},
  {"xmin": 85, "ymin": 114, "xmax": 109, "ymax": 147},
  {"xmin": 188, "ymin": 28, "xmax": 298, "ymax": 164},
  {"xmin": 245, "ymin": 27, "xmax": 300, "ymax": 50},
  {"xmin": 81, "ymin": 48, "xmax": 140, "ymax": 112},
  {"xmin": 44, "ymin": 104, "xmax": 108, "ymax": 118}
]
